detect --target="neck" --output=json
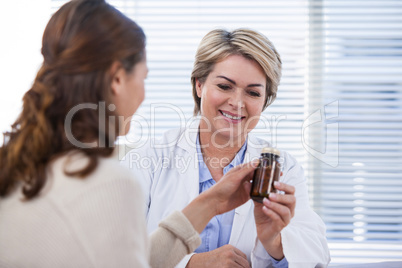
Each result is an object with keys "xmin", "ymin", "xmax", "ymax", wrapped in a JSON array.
[{"xmin": 198, "ymin": 127, "xmax": 247, "ymax": 162}]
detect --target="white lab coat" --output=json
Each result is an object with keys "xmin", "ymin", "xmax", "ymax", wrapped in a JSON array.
[{"xmin": 121, "ymin": 125, "xmax": 330, "ymax": 268}]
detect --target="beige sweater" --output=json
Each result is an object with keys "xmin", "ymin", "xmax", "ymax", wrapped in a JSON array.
[{"xmin": 0, "ymin": 152, "xmax": 200, "ymax": 268}]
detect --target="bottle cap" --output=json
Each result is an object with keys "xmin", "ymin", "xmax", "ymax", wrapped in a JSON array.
[{"xmin": 261, "ymin": 147, "xmax": 280, "ymax": 156}]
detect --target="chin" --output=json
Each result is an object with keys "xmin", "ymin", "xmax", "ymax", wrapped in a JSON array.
[
  {"xmin": 214, "ymin": 130, "xmax": 245, "ymax": 141},
  {"xmin": 215, "ymin": 123, "xmax": 245, "ymax": 136}
]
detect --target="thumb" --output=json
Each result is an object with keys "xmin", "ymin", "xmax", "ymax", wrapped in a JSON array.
[{"xmin": 230, "ymin": 159, "xmax": 259, "ymax": 179}]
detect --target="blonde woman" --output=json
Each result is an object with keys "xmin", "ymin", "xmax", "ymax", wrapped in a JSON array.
[{"xmin": 123, "ymin": 29, "xmax": 331, "ymax": 268}]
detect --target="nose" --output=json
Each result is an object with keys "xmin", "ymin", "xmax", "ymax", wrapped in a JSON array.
[{"xmin": 228, "ymin": 89, "xmax": 245, "ymax": 110}]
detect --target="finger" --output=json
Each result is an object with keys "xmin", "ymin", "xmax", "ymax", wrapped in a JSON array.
[
  {"xmin": 253, "ymin": 200, "xmax": 262, "ymax": 209},
  {"xmin": 230, "ymin": 259, "xmax": 247, "ymax": 268},
  {"xmin": 217, "ymin": 160, "xmax": 258, "ymax": 189},
  {"xmin": 227, "ymin": 160, "xmax": 259, "ymax": 181},
  {"xmin": 243, "ymin": 170, "xmax": 254, "ymax": 184},
  {"xmin": 234, "ymin": 257, "xmax": 250, "ymax": 268},
  {"xmin": 242, "ymin": 180, "xmax": 252, "ymax": 194},
  {"xmin": 269, "ymin": 192, "xmax": 296, "ymax": 208},
  {"xmin": 232, "ymin": 252, "xmax": 250, "ymax": 268},
  {"xmin": 232, "ymin": 246, "xmax": 248, "ymax": 260},
  {"xmin": 221, "ymin": 245, "xmax": 249, "ymax": 268},
  {"xmin": 263, "ymin": 198, "xmax": 292, "ymax": 224},
  {"xmin": 269, "ymin": 193, "xmax": 296, "ymax": 217},
  {"xmin": 261, "ymin": 204, "xmax": 284, "ymax": 225},
  {"xmin": 231, "ymin": 159, "xmax": 259, "ymax": 173},
  {"xmin": 274, "ymin": 181, "xmax": 295, "ymax": 195},
  {"xmin": 269, "ymin": 193, "xmax": 296, "ymax": 218}
]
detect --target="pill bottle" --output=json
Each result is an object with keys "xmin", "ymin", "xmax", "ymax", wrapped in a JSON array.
[{"xmin": 250, "ymin": 147, "xmax": 281, "ymax": 203}]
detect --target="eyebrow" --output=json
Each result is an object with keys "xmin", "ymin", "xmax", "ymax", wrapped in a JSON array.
[{"xmin": 216, "ymin": 75, "xmax": 264, "ymax": 88}]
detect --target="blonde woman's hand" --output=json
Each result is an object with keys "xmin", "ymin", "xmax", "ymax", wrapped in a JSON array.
[{"xmin": 253, "ymin": 181, "xmax": 296, "ymax": 260}]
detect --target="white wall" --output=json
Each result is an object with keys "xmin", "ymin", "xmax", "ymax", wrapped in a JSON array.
[{"xmin": 0, "ymin": 0, "xmax": 51, "ymax": 142}]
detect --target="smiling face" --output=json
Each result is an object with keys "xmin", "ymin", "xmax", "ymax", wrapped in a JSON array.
[{"xmin": 196, "ymin": 54, "xmax": 266, "ymax": 144}]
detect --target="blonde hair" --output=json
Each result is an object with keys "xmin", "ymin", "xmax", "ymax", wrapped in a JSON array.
[{"xmin": 191, "ymin": 28, "xmax": 282, "ymax": 115}]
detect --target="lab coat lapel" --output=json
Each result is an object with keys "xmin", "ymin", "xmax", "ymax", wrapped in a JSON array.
[
  {"xmin": 176, "ymin": 126, "xmax": 200, "ymax": 200},
  {"xmin": 230, "ymin": 200, "xmax": 252, "ymax": 246},
  {"xmin": 230, "ymin": 135, "xmax": 266, "ymax": 245}
]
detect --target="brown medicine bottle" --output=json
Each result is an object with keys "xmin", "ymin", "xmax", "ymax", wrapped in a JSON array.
[{"xmin": 250, "ymin": 147, "xmax": 281, "ymax": 203}]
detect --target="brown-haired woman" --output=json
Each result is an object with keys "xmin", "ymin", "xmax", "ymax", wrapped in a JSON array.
[{"xmin": 0, "ymin": 1, "xmax": 258, "ymax": 267}]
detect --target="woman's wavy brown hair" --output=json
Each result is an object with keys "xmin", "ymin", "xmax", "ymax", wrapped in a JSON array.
[{"xmin": 0, "ymin": 0, "xmax": 145, "ymax": 199}]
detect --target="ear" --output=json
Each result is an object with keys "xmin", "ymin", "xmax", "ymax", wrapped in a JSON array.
[
  {"xmin": 110, "ymin": 61, "xmax": 125, "ymax": 96},
  {"xmin": 195, "ymin": 78, "xmax": 203, "ymax": 98}
]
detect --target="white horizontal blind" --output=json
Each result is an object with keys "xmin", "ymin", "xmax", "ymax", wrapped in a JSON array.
[{"xmin": 308, "ymin": 0, "xmax": 402, "ymax": 265}]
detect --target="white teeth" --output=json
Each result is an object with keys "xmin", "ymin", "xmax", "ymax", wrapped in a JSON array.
[{"xmin": 222, "ymin": 111, "xmax": 242, "ymax": 120}]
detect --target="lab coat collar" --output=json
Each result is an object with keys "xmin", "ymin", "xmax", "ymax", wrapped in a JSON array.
[
  {"xmin": 175, "ymin": 121, "xmax": 201, "ymax": 200},
  {"xmin": 245, "ymin": 133, "xmax": 270, "ymax": 161},
  {"xmin": 176, "ymin": 119, "xmax": 200, "ymax": 154}
]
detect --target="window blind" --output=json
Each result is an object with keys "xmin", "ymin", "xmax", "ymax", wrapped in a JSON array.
[
  {"xmin": 50, "ymin": 0, "xmax": 402, "ymax": 265},
  {"xmin": 307, "ymin": 0, "xmax": 402, "ymax": 264}
]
